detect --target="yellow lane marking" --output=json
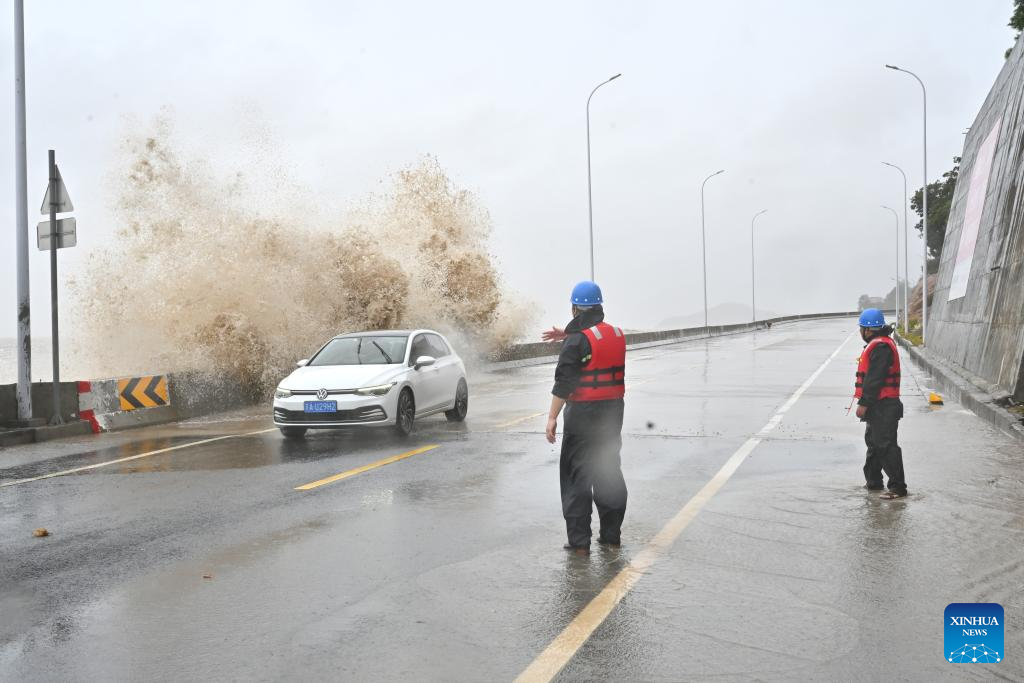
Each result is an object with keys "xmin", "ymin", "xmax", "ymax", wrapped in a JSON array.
[
  {"xmin": 0, "ymin": 428, "xmax": 278, "ymax": 488},
  {"xmin": 295, "ymin": 445, "xmax": 440, "ymax": 490},
  {"xmin": 494, "ymin": 412, "xmax": 547, "ymax": 429},
  {"xmin": 513, "ymin": 333, "xmax": 854, "ymax": 683}
]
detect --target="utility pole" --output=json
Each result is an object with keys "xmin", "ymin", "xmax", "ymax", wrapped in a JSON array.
[{"xmin": 14, "ymin": 0, "xmax": 32, "ymax": 422}]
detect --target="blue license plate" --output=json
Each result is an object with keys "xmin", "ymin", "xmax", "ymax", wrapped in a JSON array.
[{"xmin": 303, "ymin": 400, "xmax": 337, "ymax": 413}]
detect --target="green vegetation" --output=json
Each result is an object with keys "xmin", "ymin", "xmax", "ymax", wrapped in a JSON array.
[
  {"xmin": 1011, "ymin": 0, "xmax": 1024, "ymax": 34},
  {"xmin": 900, "ymin": 328, "xmax": 923, "ymax": 346},
  {"xmin": 1008, "ymin": 1, "xmax": 1024, "ymax": 57},
  {"xmin": 911, "ymin": 157, "xmax": 959, "ymax": 274}
]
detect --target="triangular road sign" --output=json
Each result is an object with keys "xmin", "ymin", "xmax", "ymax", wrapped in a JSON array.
[{"xmin": 40, "ymin": 165, "xmax": 73, "ymax": 214}]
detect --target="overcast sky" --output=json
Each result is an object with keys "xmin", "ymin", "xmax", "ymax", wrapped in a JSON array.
[{"xmin": 0, "ymin": 0, "xmax": 1016, "ymax": 340}]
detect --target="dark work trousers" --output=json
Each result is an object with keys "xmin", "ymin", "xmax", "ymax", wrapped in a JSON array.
[
  {"xmin": 862, "ymin": 398, "xmax": 907, "ymax": 494},
  {"xmin": 560, "ymin": 399, "xmax": 627, "ymax": 548}
]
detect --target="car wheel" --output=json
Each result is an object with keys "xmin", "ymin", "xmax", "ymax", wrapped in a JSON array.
[
  {"xmin": 395, "ymin": 389, "xmax": 415, "ymax": 437},
  {"xmin": 280, "ymin": 426, "xmax": 307, "ymax": 439},
  {"xmin": 445, "ymin": 380, "xmax": 469, "ymax": 422}
]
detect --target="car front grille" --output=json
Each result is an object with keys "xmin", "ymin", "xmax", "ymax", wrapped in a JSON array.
[
  {"xmin": 288, "ymin": 389, "xmax": 357, "ymax": 395},
  {"xmin": 274, "ymin": 406, "xmax": 388, "ymax": 424}
]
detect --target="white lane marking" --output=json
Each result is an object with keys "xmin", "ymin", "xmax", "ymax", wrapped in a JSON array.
[
  {"xmin": 0, "ymin": 428, "xmax": 278, "ymax": 488},
  {"xmin": 514, "ymin": 332, "xmax": 854, "ymax": 683}
]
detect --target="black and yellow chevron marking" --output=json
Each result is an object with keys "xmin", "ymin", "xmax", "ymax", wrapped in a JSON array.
[{"xmin": 118, "ymin": 375, "xmax": 170, "ymax": 411}]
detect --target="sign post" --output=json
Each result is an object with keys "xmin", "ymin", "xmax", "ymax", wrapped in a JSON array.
[{"xmin": 37, "ymin": 150, "xmax": 75, "ymax": 425}]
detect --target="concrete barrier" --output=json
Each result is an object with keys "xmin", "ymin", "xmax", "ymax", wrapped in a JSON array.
[
  {"xmin": 0, "ymin": 381, "xmax": 81, "ymax": 426},
  {"xmin": 489, "ymin": 311, "xmax": 861, "ymax": 368},
  {"xmin": 0, "ymin": 382, "xmax": 92, "ymax": 446},
  {"xmin": 72, "ymin": 372, "xmax": 253, "ymax": 433}
]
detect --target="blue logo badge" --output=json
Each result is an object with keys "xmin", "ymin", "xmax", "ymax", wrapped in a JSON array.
[{"xmin": 945, "ymin": 603, "xmax": 1003, "ymax": 663}]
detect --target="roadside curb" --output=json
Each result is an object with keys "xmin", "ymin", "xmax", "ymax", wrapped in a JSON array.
[
  {"xmin": 0, "ymin": 420, "xmax": 93, "ymax": 447},
  {"xmin": 895, "ymin": 335, "xmax": 1024, "ymax": 444}
]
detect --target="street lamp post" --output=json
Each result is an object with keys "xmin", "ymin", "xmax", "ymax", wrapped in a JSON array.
[
  {"xmin": 700, "ymin": 169, "xmax": 725, "ymax": 331},
  {"xmin": 586, "ymin": 73, "xmax": 621, "ymax": 281},
  {"xmin": 750, "ymin": 209, "xmax": 767, "ymax": 323},
  {"xmin": 882, "ymin": 205, "xmax": 900, "ymax": 323},
  {"xmin": 886, "ymin": 64, "xmax": 928, "ymax": 344},
  {"xmin": 882, "ymin": 161, "xmax": 910, "ymax": 332}
]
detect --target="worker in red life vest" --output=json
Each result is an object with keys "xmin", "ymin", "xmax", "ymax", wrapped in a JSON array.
[
  {"xmin": 854, "ymin": 308, "xmax": 907, "ymax": 499},
  {"xmin": 543, "ymin": 281, "xmax": 628, "ymax": 554}
]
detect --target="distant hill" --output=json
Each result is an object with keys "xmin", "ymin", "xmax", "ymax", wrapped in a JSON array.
[{"xmin": 657, "ymin": 302, "xmax": 779, "ymax": 330}]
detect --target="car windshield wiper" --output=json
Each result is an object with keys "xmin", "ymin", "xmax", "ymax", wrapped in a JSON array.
[
  {"xmin": 356, "ymin": 337, "xmax": 364, "ymax": 365},
  {"xmin": 371, "ymin": 341, "xmax": 393, "ymax": 364}
]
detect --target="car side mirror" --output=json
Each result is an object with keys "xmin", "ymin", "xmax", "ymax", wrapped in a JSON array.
[
  {"xmin": 296, "ymin": 359, "xmax": 309, "ymax": 367},
  {"xmin": 414, "ymin": 355, "xmax": 436, "ymax": 369}
]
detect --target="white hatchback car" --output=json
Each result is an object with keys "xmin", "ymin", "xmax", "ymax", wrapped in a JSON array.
[{"xmin": 273, "ymin": 330, "xmax": 468, "ymax": 439}]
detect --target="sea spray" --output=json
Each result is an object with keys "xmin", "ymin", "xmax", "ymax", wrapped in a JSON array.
[{"xmin": 71, "ymin": 117, "xmax": 532, "ymax": 397}]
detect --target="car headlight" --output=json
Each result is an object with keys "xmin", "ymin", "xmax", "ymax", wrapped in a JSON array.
[
  {"xmin": 355, "ymin": 382, "xmax": 395, "ymax": 396},
  {"xmin": 274, "ymin": 388, "xmax": 292, "ymax": 399}
]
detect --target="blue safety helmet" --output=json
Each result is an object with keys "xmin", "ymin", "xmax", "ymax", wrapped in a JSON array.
[
  {"xmin": 571, "ymin": 281, "xmax": 604, "ymax": 306},
  {"xmin": 858, "ymin": 308, "xmax": 886, "ymax": 328}
]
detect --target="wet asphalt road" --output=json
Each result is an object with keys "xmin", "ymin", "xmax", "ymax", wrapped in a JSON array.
[{"xmin": 1, "ymin": 317, "xmax": 1022, "ymax": 682}]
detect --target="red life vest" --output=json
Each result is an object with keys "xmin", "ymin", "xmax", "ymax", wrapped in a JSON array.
[
  {"xmin": 854, "ymin": 335, "xmax": 901, "ymax": 400},
  {"xmin": 568, "ymin": 322, "xmax": 626, "ymax": 402}
]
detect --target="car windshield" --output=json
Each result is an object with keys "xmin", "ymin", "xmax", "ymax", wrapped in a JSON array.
[{"xmin": 308, "ymin": 336, "xmax": 408, "ymax": 366}]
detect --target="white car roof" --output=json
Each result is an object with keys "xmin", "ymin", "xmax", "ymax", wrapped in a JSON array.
[{"xmin": 333, "ymin": 329, "xmax": 447, "ymax": 339}]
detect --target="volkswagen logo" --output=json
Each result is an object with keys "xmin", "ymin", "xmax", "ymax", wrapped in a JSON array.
[{"xmin": 316, "ymin": 388, "xmax": 329, "ymax": 401}]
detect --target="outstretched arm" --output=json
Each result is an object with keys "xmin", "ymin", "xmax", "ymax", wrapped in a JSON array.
[{"xmin": 542, "ymin": 326, "xmax": 567, "ymax": 343}]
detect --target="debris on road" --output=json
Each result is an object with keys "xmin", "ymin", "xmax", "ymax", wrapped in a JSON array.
[{"xmin": 33, "ymin": 528, "xmax": 49, "ymax": 537}]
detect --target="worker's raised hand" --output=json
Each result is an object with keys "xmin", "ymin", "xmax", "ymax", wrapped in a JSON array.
[
  {"xmin": 545, "ymin": 417, "xmax": 558, "ymax": 444},
  {"xmin": 542, "ymin": 326, "xmax": 567, "ymax": 343}
]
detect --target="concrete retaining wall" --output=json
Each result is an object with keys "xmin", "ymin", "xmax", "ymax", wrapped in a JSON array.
[{"xmin": 927, "ymin": 40, "xmax": 1024, "ymax": 402}]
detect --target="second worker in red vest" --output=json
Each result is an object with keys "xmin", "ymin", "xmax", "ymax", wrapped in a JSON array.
[{"xmin": 544, "ymin": 281, "xmax": 628, "ymax": 554}]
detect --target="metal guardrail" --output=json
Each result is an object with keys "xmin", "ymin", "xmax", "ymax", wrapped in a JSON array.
[{"xmin": 490, "ymin": 311, "xmax": 864, "ymax": 363}]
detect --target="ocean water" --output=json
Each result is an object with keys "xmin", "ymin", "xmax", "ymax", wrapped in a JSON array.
[{"xmin": 0, "ymin": 337, "xmax": 55, "ymax": 384}]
